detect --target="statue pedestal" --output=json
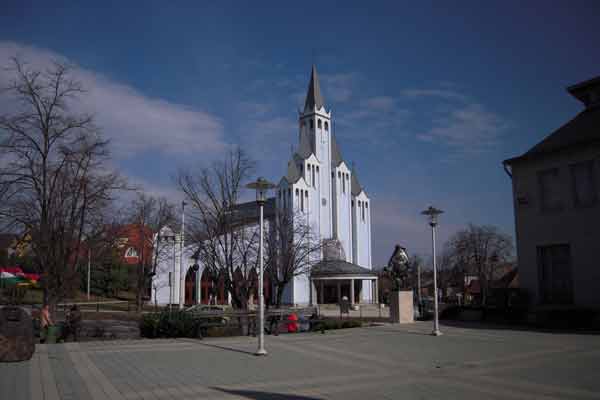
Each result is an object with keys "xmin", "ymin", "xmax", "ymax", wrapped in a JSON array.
[{"xmin": 389, "ymin": 290, "xmax": 414, "ymax": 324}]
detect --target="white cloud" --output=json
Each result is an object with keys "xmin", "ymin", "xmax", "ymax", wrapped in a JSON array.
[
  {"xmin": 371, "ymin": 194, "xmax": 461, "ymax": 266},
  {"xmin": 417, "ymin": 102, "xmax": 508, "ymax": 152},
  {"xmin": 401, "ymin": 88, "xmax": 468, "ymax": 102},
  {"xmin": 321, "ymin": 72, "xmax": 357, "ymax": 103},
  {"xmin": 399, "ymin": 85, "xmax": 509, "ymax": 154},
  {"xmin": 361, "ymin": 96, "xmax": 397, "ymax": 112},
  {"xmin": 0, "ymin": 41, "xmax": 227, "ymax": 159}
]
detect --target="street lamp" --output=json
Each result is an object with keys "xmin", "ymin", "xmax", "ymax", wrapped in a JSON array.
[
  {"xmin": 163, "ymin": 231, "xmax": 176, "ymax": 315},
  {"xmin": 246, "ymin": 177, "xmax": 276, "ymax": 356},
  {"xmin": 421, "ymin": 206, "xmax": 444, "ymax": 336},
  {"xmin": 179, "ymin": 201, "xmax": 187, "ymax": 310}
]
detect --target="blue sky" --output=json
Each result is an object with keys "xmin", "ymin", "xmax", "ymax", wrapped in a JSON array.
[{"xmin": 1, "ymin": 1, "xmax": 599, "ymax": 265}]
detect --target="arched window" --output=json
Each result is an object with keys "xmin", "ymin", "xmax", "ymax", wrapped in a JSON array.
[
  {"xmin": 125, "ymin": 247, "xmax": 138, "ymax": 258},
  {"xmin": 318, "ymin": 119, "xmax": 322, "ymax": 129},
  {"xmin": 311, "ymin": 165, "xmax": 315, "ymax": 187},
  {"xmin": 324, "ymin": 121, "xmax": 329, "ymax": 131},
  {"xmin": 310, "ymin": 120, "xmax": 314, "ymax": 129},
  {"xmin": 295, "ymin": 188, "xmax": 299, "ymax": 196}
]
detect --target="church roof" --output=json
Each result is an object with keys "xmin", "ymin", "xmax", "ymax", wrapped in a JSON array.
[
  {"xmin": 297, "ymin": 132, "xmax": 313, "ymax": 159},
  {"xmin": 285, "ymin": 160, "xmax": 302, "ymax": 183},
  {"xmin": 304, "ymin": 65, "xmax": 325, "ymax": 112},
  {"xmin": 331, "ymin": 134, "xmax": 344, "ymax": 167},
  {"xmin": 351, "ymin": 168, "xmax": 364, "ymax": 196},
  {"xmin": 311, "ymin": 259, "xmax": 377, "ymax": 277}
]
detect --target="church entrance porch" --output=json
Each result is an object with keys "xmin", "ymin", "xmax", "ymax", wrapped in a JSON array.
[{"xmin": 313, "ymin": 277, "xmax": 378, "ymax": 305}]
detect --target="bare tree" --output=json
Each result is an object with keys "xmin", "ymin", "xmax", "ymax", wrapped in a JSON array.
[
  {"xmin": 128, "ymin": 193, "xmax": 176, "ymax": 312},
  {"xmin": 177, "ymin": 148, "xmax": 260, "ymax": 309},
  {"xmin": 0, "ymin": 58, "xmax": 124, "ymax": 308},
  {"xmin": 445, "ymin": 224, "xmax": 513, "ymax": 305},
  {"xmin": 265, "ymin": 209, "xmax": 322, "ymax": 307}
]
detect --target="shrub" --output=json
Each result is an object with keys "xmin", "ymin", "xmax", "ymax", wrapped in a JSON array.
[
  {"xmin": 314, "ymin": 318, "xmax": 362, "ymax": 331},
  {"xmin": 140, "ymin": 310, "xmax": 218, "ymax": 338}
]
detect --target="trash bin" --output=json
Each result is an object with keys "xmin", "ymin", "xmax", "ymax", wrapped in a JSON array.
[
  {"xmin": 0, "ymin": 306, "xmax": 35, "ymax": 362},
  {"xmin": 44, "ymin": 325, "xmax": 62, "ymax": 344},
  {"xmin": 286, "ymin": 313, "xmax": 298, "ymax": 333},
  {"xmin": 298, "ymin": 316, "xmax": 310, "ymax": 332}
]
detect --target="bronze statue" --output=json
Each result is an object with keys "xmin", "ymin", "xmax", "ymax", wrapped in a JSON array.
[{"xmin": 384, "ymin": 245, "xmax": 411, "ymax": 290}]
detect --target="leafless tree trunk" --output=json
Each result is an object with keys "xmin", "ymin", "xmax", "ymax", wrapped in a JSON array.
[
  {"xmin": 128, "ymin": 193, "xmax": 176, "ymax": 312},
  {"xmin": 445, "ymin": 224, "xmax": 513, "ymax": 306},
  {"xmin": 177, "ymin": 148, "xmax": 259, "ymax": 310},
  {"xmin": 265, "ymin": 209, "xmax": 322, "ymax": 307},
  {"xmin": 0, "ymin": 57, "xmax": 124, "ymax": 310}
]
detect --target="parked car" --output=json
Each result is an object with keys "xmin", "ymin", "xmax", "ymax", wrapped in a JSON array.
[{"xmin": 185, "ymin": 304, "xmax": 229, "ymax": 323}]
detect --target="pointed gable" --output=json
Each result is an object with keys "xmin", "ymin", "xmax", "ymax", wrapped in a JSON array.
[{"xmin": 304, "ymin": 65, "xmax": 325, "ymax": 112}]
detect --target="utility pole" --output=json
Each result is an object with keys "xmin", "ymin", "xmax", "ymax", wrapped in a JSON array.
[
  {"xmin": 87, "ymin": 248, "xmax": 91, "ymax": 301},
  {"xmin": 179, "ymin": 201, "xmax": 186, "ymax": 309}
]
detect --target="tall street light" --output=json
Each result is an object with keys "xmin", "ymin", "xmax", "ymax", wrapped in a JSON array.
[
  {"xmin": 421, "ymin": 206, "xmax": 444, "ymax": 336},
  {"xmin": 246, "ymin": 177, "xmax": 276, "ymax": 356},
  {"xmin": 179, "ymin": 201, "xmax": 187, "ymax": 309},
  {"xmin": 162, "ymin": 230, "xmax": 176, "ymax": 315}
]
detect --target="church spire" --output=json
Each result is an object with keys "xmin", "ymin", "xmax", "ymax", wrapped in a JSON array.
[{"xmin": 304, "ymin": 65, "xmax": 325, "ymax": 112}]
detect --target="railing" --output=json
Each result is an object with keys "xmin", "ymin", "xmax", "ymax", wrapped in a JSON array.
[{"xmin": 56, "ymin": 300, "xmax": 132, "ymax": 313}]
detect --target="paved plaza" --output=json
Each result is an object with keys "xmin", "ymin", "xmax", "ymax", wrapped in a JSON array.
[{"xmin": 1, "ymin": 321, "xmax": 600, "ymax": 400}]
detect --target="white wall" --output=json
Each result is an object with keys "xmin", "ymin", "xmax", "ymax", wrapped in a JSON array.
[{"xmin": 333, "ymin": 162, "xmax": 353, "ymax": 261}]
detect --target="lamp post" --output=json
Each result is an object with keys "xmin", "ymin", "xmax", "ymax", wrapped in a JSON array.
[
  {"xmin": 163, "ymin": 231, "xmax": 176, "ymax": 315},
  {"xmin": 246, "ymin": 177, "xmax": 276, "ymax": 356},
  {"xmin": 179, "ymin": 201, "xmax": 187, "ymax": 310},
  {"xmin": 421, "ymin": 206, "xmax": 444, "ymax": 336},
  {"xmin": 87, "ymin": 248, "xmax": 91, "ymax": 301}
]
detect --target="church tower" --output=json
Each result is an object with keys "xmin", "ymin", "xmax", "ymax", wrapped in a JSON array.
[{"xmin": 297, "ymin": 65, "xmax": 333, "ymax": 240}]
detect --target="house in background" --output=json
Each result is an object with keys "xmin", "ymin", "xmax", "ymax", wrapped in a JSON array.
[
  {"xmin": 503, "ymin": 76, "xmax": 600, "ymax": 308},
  {"xmin": 114, "ymin": 224, "xmax": 154, "ymax": 267}
]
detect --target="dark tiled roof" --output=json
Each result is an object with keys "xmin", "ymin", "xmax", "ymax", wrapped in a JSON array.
[
  {"xmin": 228, "ymin": 198, "xmax": 276, "ymax": 225},
  {"xmin": 304, "ymin": 65, "xmax": 325, "ymax": 112},
  {"xmin": 297, "ymin": 133, "xmax": 314, "ymax": 159},
  {"xmin": 311, "ymin": 259, "xmax": 377, "ymax": 277},
  {"xmin": 504, "ymin": 88, "xmax": 600, "ymax": 165},
  {"xmin": 285, "ymin": 161, "xmax": 302, "ymax": 184},
  {"xmin": 351, "ymin": 169, "xmax": 363, "ymax": 196},
  {"xmin": 331, "ymin": 135, "xmax": 344, "ymax": 167}
]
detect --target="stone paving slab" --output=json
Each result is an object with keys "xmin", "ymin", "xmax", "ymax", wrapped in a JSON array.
[{"xmin": 1, "ymin": 321, "xmax": 600, "ymax": 399}]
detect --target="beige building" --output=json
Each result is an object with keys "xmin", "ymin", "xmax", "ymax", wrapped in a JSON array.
[{"xmin": 503, "ymin": 76, "xmax": 600, "ymax": 308}]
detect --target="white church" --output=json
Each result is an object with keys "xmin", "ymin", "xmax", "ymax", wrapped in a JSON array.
[{"xmin": 151, "ymin": 66, "xmax": 376, "ymax": 307}]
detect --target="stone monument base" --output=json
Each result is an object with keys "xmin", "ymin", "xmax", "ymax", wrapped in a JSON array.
[{"xmin": 389, "ymin": 290, "xmax": 414, "ymax": 324}]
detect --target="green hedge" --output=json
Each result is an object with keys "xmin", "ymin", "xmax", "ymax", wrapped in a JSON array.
[
  {"xmin": 316, "ymin": 319, "xmax": 362, "ymax": 331},
  {"xmin": 140, "ymin": 310, "xmax": 225, "ymax": 338}
]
